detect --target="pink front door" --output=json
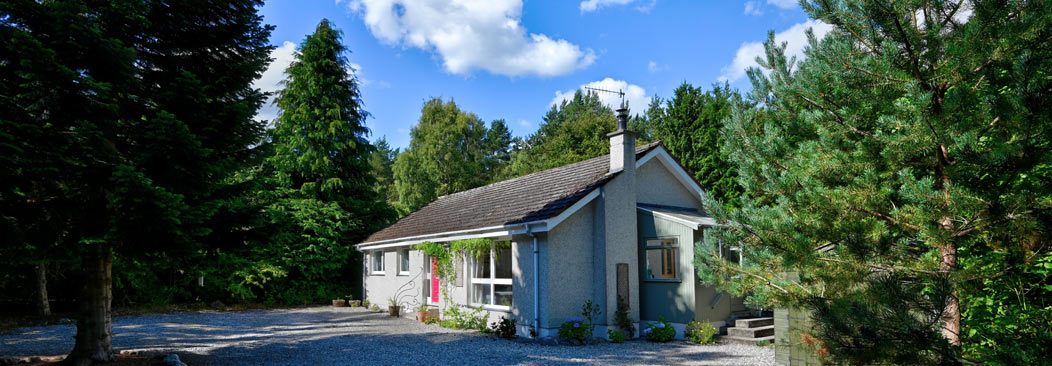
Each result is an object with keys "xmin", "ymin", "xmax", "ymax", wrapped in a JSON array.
[{"xmin": 430, "ymin": 259, "xmax": 440, "ymax": 303}]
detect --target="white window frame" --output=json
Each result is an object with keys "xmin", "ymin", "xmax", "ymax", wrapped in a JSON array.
[
  {"xmin": 644, "ymin": 237, "xmax": 680, "ymax": 281},
  {"xmin": 371, "ymin": 250, "xmax": 385, "ymax": 275},
  {"xmin": 469, "ymin": 245, "xmax": 513, "ymax": 310},
  {"xmin": 424, "ymin": 255, "xmax": 437, "ymax": 304},
  {"xmin": 398, "ymin": 248, "xmax": 410, "ymax": 276}
]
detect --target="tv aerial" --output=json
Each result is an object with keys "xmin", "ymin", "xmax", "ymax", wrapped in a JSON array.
[{"xmin": 583, "ymin": 86, "xmax": 625, "ymax": 107}]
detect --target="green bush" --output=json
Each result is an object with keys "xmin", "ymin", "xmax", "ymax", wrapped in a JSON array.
[
  {"xmin": 441, "ymin": 306, "xmax": 488, "ymax": 331},
  {"xmin": 685, "ymin": 320, "xmax": 718, "ymax": 344},
  {"xmin": 490, "ymin": 316, "xmax": 517, "ymax": 339},
  {"xmin": 643, "ymin": 317, "xmax": 675, "ymax": 342},
  {"xmin": 608, "ymin": 329, "xmax": 627, "ymax": 344},
  {"xmin": 558, "ymin": 317, "xmax": 589, "ymax": 345},
  {"xmin": 614, "ymin": 296, "xmax": 635, "ymax": 336}
]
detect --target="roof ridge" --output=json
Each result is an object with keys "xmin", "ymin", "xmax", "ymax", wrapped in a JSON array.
[{"xmin": 435, "ymin": 141, "xmax": 662, "ymax": 201}]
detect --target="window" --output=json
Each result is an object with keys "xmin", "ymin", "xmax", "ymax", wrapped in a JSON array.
[
  {"xmin": 398, "ymin": 248, "xmax": 410, "ymax": 275},
  {"xmin": 470, "ymin": 244, "xmax": 513, "ymax": 308},
  {"xmin": 645, "ymin": 238, "xmax": 678, "ymax": 280},
  {"xmin": 371, "ymin": 250, "xmax": 384, "ymax": 274}
]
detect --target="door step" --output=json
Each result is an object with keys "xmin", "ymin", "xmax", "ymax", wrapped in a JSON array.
[{"xmin": 721, "ymin": 317, "xmax": 775, "ymax": 345}]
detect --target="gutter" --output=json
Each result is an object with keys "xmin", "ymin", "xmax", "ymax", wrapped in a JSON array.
[{"xmin": 526, "ymin": 223, "xmax": 540, "ymax": 337}]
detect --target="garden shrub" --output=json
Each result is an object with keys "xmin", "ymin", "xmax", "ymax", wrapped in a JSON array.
[
  {"xmin": 490, "ymin": 316, "xmax": 517, "ymax": 339},
  {"xmin": 643, "ymin": 317, "xmax": 675, "ymax": 342},
  {"xmin": 614, "ymin": 295, "xmax": 635, "ymax": 336},
  {"xmin": 685, "ymin": 320, "xmax": 718, "ymax": 344},
  {"xmin": 441, "ymin": 305, "xmax": 488, "ymax": 331},
  {"xmin": 608, "ymin": 329, "xmax": 626, "ymax": 344},
  {"xmin": 558, "ymin": 317, "xmax": 589, "ymax": 345}
]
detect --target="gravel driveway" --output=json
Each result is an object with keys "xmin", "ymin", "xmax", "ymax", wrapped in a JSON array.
[{"xmin": 1, "ymin": 307, "xmax": 774, "ymax": 365}]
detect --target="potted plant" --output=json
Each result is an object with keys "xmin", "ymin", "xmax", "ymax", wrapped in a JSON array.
[
  {"xmin": 346, "ymin": 295, "xmax": 361, "ymax": 307},
  {"xmin": 387, "ymin": 298, "xmax": 401, "ymax": 317},
  {"xmin": 415, "ymin": 303, "xmax": 430, "ymax": 322},
  {"xmin": 332, "ymin": 298, "xmax": 346, "ymax": 307}
]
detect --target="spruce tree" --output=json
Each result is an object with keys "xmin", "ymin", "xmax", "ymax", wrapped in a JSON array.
[
  {"xmin": 261, "ymin": 19, "xmax": 392, "ymax": 301},
  {"xmin": 1, "ymin": 1, "xmax": 272, "ymax": 364},
  {"xmin": 697, "ymin": 1, "xmax": 1051, "ymax": 364},
  {"xmin": 650, "ymin": 82, "xmax": 743, "ymax": 207}
]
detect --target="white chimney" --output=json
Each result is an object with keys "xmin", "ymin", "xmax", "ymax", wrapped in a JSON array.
[{"xmin": 608, "ymin": 107, "xmax": 636, "ymax": 173}]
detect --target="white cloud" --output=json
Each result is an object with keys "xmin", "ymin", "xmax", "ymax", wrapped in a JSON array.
[
  {"xmin": 744, "ymin": 1, "xmax": 762, "ymax": 16},
  {"xmin": 253, "ymin": 41, "xmax": 298, "ymax": 123},
  {"xmin": 518, "ymin": 119, "xmax": 531, "ymax": 128},
  {"xmin": 718, "ymin": 19, "xmax": 832, "ymax": 83},
  {"xmin": 647, "ymin": 60, "xmax": 666, "ymax": 73},
  {"xmin": 766, "ymin": 0, "xmax": 797, "ymax": 9},
  {"xmin": 579, "ymin": 0, "xmax": 636, "ymax": 13},
  {"xmin": 345, "ymin": 0, "xmax": 595, "ymax": 77},
  {"xmin": 551, "ymin": 78, "xmax": 650, "ymax": 115}
]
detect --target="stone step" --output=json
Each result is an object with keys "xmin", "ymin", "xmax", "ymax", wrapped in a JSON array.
[
  {"xmin": 734, "ymin": 317, "xmax": 774, "ymax": 328},
  {"xmin": 722, "ymin": 335, "xmax": 775, "ymax": 345},
  {"xmin": 727, "ymin": 325, "xmax": 774, "ymax": 338}
]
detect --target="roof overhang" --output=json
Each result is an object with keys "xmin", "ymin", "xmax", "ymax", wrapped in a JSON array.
[
  {"xmin": 636, "ymin": 205, "xmax": 718, "ymax": 230},
  {"xmin": 355, "ymin": 221, "xmax": 548, "ymax": 250}
]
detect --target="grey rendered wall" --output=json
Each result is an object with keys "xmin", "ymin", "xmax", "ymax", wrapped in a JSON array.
[
  {"xmin": 362, "ymin": 245, "xmax": 520, "ymax": 326},
  {"xmin": 637, "ymin": 211, "xmax": 696, "ymax": 324},
  {"xmin": 636, "ymin": 159, "xmax": 704, "ymax": 211},
  {"xmin": 544, "ymin": 199, "xmax": 598, "ymax": 330},
  {"xmin": 362, "ymin": 248, "xmax": 429, "ymax": 312},
  {"xmin": 511, "ymin": 233, "xmax": 546, "ymax": 335}
]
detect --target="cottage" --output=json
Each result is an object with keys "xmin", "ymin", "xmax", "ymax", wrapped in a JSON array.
[{"xmin": 357, "ymin": 109, "xmax": 750, "ymax": 339}]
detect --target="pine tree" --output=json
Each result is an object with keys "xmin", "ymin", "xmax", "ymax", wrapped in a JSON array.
[
  {"xmin": 259, "ymin": 19, "xmax": 393, "ymax": 302},
  {"xmin": 697, "ymin": 1, "xmax": 1051, "ymax": 364},
  {"xmin": 1, "ymin": 1, "xmax": 273, "ymax": 364}
]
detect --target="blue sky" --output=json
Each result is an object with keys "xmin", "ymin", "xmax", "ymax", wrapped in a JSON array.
[{"xmin": 254, "ymin": 0, "xmax": 829, "ymax": 149}]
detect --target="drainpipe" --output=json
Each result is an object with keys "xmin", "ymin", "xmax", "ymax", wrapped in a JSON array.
[{"xmin": 526, "ymin": 223, "xmax": 540, "ymax": 337}]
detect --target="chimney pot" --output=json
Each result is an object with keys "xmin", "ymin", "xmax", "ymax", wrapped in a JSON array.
[{"xmin": 616, "ymin": 107, "xmax": 628, "ymax": 131}]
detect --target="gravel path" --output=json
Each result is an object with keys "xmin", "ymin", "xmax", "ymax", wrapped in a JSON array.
[{"xmin": 1, "ymin": 307, "xmax": 774, "ymax": 365}]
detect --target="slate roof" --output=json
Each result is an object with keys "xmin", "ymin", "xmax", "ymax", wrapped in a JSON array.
[{"xmin": 362, "ymin": 142, "xmax": 663, "ymax": 244}]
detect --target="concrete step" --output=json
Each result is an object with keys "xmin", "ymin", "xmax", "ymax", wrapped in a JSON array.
[
  {"xmin": 734, "ymin": 317, "xmax": 774, "ymax": 328},
  {"xmin": 727, "ymin": 325, "xmax": 774, "ymax": 338},
  {"xmin": 722, "ymin": 335, "xmax": 775, "ymax": 345}
]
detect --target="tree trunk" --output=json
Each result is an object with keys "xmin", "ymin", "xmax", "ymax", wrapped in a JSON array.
[
  {"xmin": 65, "ymin": 243, "xmax": 114, "ymax": 366},
  {"xmin": 935, "ymin": 144, "xmax": 961, "ymax": 347},
  {"xmin": 36, "ymin": 263, "xmax": 51, "ymax": 317},
  {"xmin": 939, "ymin": 229, "xmax": 961, "ymax": 346}
]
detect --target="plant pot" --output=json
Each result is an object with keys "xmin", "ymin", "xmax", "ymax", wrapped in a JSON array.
[
  {"xmin": 416, "ymin": 311, "xmax": 429, "ymax": 322},
  {"xmin": 388, "ymin": 306, "xmax": 401, "ymax": 317},
  {"xmin": 348, "ymin": 300, "xmax": 361, "ymax": 307},
  {"xmin": 332, "ymin": 299, "xmax": 346, "ymax": 307}
]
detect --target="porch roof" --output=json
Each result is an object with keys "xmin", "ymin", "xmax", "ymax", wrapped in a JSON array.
[{"xmin": 637, "ymin": 203, "xmax": 716, "ymax": 229}]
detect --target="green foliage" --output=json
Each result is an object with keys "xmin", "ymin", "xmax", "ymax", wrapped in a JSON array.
[
  {"xmin": 614, "ymin": 296, "xmax": 636, "ymax": 336},
  {"xmin": 697, "ymin": 0, "xmax": 1052, "ymax": 364},
  {"xmin": 490, "ymin": 316, "xmax": 517, "ymax": 339},
  {"xmin": 393, "ymin": 98, "xmax": 510, "ymax": 214},
  {"xmin": 558, "ymin": 317, "xmax": 590, "ymax": 345},
  {"xmin": 503, "ymin": 91, "xmax": 616, "ymax": 178},
  {"xmin": 370, "ymin": 303, "xmax": 380, "ymax": 312},
  {"xmin": 607, "ymin": 329, "xmax": 627, "ymax": 344},
  {"xmin": 646, "ymin": 83, "xmax": 744, "ymax": 207},
  {"xmin": 643, "ymin": 317, "xmax": 675, "ymax": 342},
  {"xmin": 441, "ymin": 305, "xmax": 488, "ymax": 331},
  {"xmin": 685, "ymin": 321, "xmax": 718, "ymax": 345},
  {"xmin": 580, "ymin": 300, "xmax": 602, "ymax": 336}
]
